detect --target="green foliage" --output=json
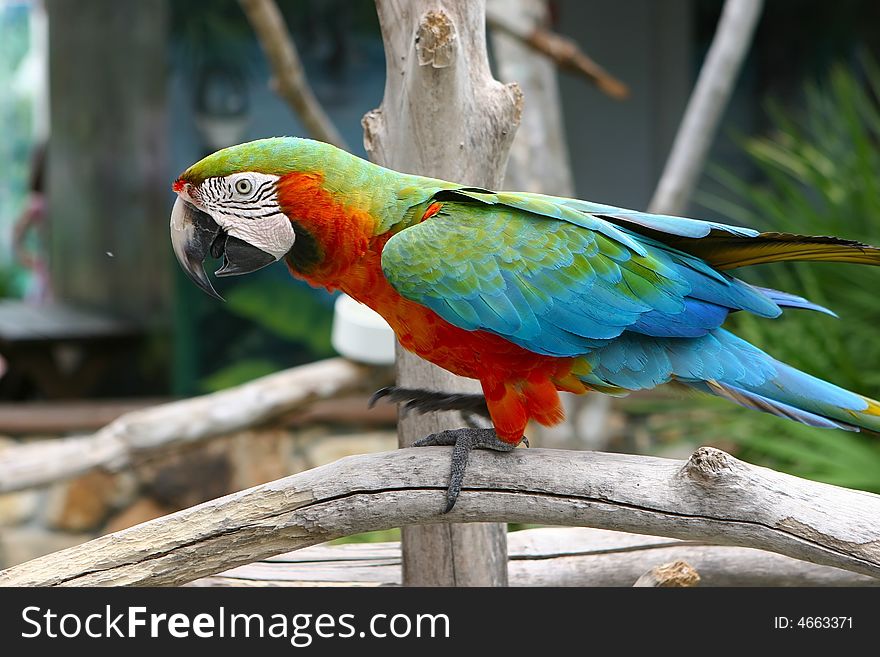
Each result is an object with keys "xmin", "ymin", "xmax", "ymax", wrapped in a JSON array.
[
  {"xmin": 225, "ymin": 279, "xmax": 334, "ymax": 354},
  {"xmin": 702, "ymin": 58, "xmax": 880, "ymax": 392},
  {"xmin": 684, "ymin": 55, "xmax": 880, "ymax": 490},
  {"xmin": 199, "ymin": 278, "xmax": 335, "ymax": 392}
]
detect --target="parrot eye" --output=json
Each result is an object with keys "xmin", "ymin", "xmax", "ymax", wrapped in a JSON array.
[{"xmin": 234, "ymin": 178, "xmax": 254, "ymax": 196}]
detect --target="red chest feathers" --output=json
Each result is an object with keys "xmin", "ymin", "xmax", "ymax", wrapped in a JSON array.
[{"xmin": 276, "ymin": 171, "xmax": 573, "ymax": 440}]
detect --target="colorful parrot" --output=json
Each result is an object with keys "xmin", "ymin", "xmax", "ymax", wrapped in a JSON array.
[{"xmin": 171, "ymin": 137, "xmax": 880, "ymax": 510}]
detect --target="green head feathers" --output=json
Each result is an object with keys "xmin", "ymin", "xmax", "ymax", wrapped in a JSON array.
[
  {"xmin": 175, "ymin": 136, "xmax": 449, "ymax": 236},
  {"xmin": 178, "ymin": 137, "xmax": 329, "ymax": 185}
]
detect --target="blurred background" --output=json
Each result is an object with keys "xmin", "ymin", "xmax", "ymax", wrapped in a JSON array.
[{"xmin": 1, "ymin": 0, "xmax": 879, "ymax": 569}]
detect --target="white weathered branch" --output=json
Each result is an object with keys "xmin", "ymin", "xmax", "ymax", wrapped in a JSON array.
[
  {"xmin": 239, "ymin": 0, "xmax": 350, "ymax": 150},
  {"xmin": 2, "ymin": 446, "xmax": 878, "ymax": 586},
  {"xmin": 364, "ymin": 0, "xmax": 523, "ymax": 586},
  {"xmin": 0, "ymin": 358, "xmax": 375, "ymax": 493},
  {"xmin": 188, "ymin": 527, "xmax": 880, "ymax": 587},
  {"xmin": 509, "ymin": 528, "xmax": 878, "ymax": 587},
  {"xmin": 649, "ymin": 0, "xmax": 764, "ymax": 214}
]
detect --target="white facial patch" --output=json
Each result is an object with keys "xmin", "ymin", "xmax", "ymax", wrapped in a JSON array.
[
  {"xmin": 195, "ymin": 172, "xmax": 296, "ymax": 260},
  {"xmin": 226, "ymin": 213, "xmax": 297, "ymax": 260}
]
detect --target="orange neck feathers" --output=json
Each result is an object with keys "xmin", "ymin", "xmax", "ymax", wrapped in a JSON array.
[{"xmin": 277, "ymin": 172, "xmax": 378, "ymax": 289}]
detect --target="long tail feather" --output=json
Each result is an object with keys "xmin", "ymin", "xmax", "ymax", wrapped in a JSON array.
[
  {"xmin": 752, "ymin": 286, "xmax": 838, "ymax": 317},
  {"xmin": 651, "ymin": 231, "xmax": 880, "ymax": 271},
  {"xmin": 684, "ymin": 334, "xmax": 880, "ymax": 436},
  {"xmin": 692, "ymin": 379, "xmax": 859, "ymax": 431}
]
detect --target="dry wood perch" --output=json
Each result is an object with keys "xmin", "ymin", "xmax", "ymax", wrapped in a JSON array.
[
  {"xmin": 0, "ymin": 358, "xmax": 377, "ymax": 493},
  {"xmin": 2, "ymin": 446, "xmax": 878, "ymax": 586},
  {"xmin": 188, "ymin": 527, "xmax": 880, "ymax": 587}
]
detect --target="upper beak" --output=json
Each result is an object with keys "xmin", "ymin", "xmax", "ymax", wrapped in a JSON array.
[{"xmin": 170, "ymin": 196, "xmax": 276, "ymax": 301}]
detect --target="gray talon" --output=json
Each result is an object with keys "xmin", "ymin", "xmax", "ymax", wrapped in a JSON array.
[
  {"xmin": 368, "ymin": 387, "xmax": 394, "ymax": 409},
  {"xmin": 409, "ymin": 427, "xmax": 523, "ymax": 512}
]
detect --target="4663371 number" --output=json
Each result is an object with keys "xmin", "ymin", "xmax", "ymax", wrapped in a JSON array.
[{"xmin": 774, "ymin": 617, "xmax": 853, "ymax": 629}]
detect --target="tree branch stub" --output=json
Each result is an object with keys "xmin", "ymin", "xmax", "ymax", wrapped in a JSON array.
[{"xmin": 633, "ymin": 560, "xmax": 701, "ymax": 587}]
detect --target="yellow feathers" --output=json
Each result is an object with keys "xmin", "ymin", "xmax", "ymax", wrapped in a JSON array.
[{"xmin": 860, "ymin": 395, "xmax": 880, "ymax": 417}]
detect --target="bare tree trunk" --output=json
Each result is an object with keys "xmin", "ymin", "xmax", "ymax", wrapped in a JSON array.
[
  {"xmin": 649, "ymin": 0, "xmax": 764, "ymax": 215},
  {"xmin": 363, "ymin": 0, "xmax": 522, "ymax": 586}
]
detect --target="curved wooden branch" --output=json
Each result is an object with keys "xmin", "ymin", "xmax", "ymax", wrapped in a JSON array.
[
  {"xmin": 2, "ymin": 446, "xmax": 878, "ymax": 586},
  {"xmin": 188, "ymin": 527, "xmax": 880, "ymax": 587},
  {"xmin": 0, "ymin": 358, "xmax": 376, "ymax": 493},
  {"xmin": 239, "ymin": 0, "xmax": 350, "ymax": 150}
]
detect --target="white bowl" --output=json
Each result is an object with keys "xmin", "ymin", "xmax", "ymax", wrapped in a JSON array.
[{"xmin": 331, "ymin": 294, "xmax": 396, "ymax": 365}]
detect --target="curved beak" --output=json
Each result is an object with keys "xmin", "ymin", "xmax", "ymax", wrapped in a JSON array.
[{"xmin": 170, "ymin": 196, "xmax": 276, "ymax": 301}]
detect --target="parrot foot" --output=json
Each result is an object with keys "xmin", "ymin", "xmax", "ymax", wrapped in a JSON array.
[
  {"xmin": 410, "ymin": 428, "xmax": 526, "ymax": 513},
  {"xmin": 369, "ymin": 386, "xmax": 490, "ymax": 420}
]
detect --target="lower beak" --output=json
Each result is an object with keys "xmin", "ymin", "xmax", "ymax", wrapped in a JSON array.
[{"xmin": 169, "ymin": 196, "xmax": 276, "ymax": 301}]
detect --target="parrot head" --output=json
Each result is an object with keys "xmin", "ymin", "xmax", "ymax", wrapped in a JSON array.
[{"xmin": 170, "ymin": 138, "xmax": 308, "ymax": 300}]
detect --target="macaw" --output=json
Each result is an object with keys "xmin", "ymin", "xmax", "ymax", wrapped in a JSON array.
[{"xmin": 171, "ymin": 137, "xmax": 880, "ymax": 510}]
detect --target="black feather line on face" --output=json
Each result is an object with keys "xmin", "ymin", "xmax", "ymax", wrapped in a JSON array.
[{"xmin": 284, "ymin": 221, "xmax": 322, "ymax": 274}]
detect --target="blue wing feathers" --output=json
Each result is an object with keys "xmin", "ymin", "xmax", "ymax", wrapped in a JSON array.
[
  {"xmin": 381, "ymin": 190, "xmax": 875, "ymax": 432},
  {"xmin": 632, "ymin": 299, "xmax": 730, "ymax": 338},
  {"xmin": 381, "ymin": 198, "xmax": 836, "ymax": 355},
  {"xmin": 520, "ymin": 193, "xmax": 760, "ymax": 239}
]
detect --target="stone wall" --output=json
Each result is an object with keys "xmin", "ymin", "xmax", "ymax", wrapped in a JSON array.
[{"xmin": 0, "ymin": 424, "xmax": 397, "ymax": 568}]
